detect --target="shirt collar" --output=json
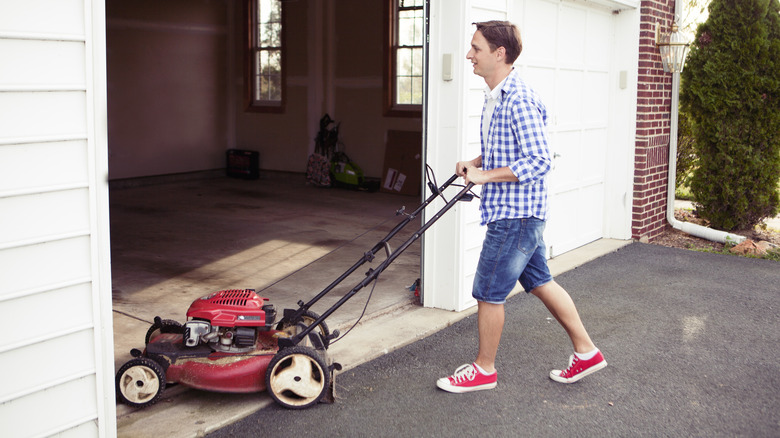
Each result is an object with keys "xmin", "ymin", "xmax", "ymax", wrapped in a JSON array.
[{"xmin": 483, "ymin": 68, "xmax": 514, "ymax": 101}]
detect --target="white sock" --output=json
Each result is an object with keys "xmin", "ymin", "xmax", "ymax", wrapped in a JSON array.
[
  {"xmin": 473, "ymin": 362, "xmax": 493, "ymax": 375},
  {"xmin": 575, "ymin": 348, "xmax": 599, "ymax": 361}
]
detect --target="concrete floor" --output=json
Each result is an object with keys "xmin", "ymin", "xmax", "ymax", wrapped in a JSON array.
[{"xmin": 110, "ymin": 173, "xmax": 423, "ymax": 374}]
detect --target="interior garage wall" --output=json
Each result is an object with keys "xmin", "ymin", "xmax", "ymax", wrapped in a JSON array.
[
  {"xmin": 107, "ymin": 0, "xmax": 422, "ymax": 181},
  {"xmin": 234, "ymin": 0, "xmax": 422, "ymax": 179},
  {"xmin": 331, "ymin": 0, "xmax": 421, "ymax": 178},
  {"xmin": 106, "ymin": 0, "xmax": 229, "ymax": 180},
  {"xmin": 233, "ymin": 0, "xmax": 310, "ymax": 174}
]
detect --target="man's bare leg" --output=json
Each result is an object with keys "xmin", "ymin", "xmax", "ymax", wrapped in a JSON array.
[
  {"xmin": 531, "ymin": 281, "xmax": 596, "ymax": 354},
  {"xmin": 474, "ymin": 301, "xmax": 504, "ymax": 374}
]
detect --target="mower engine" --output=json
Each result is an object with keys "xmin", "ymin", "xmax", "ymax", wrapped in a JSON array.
[{"xmin": 183, "ymin": 289, "xmax": 277, "ymax": 353}]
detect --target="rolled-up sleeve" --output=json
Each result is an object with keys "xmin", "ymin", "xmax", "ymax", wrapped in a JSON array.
[{"xmin": 508, "ymin": 99, "xmax": 551, "ymax": 185}]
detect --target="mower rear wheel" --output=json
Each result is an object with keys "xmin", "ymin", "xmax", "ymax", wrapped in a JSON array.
[
  {"xmin": 265, "ymin": 346, "xmax": 329, "ymax": 409},
  {"xmin": 145, "ymin": 318, "xmax": 183, "ymax": 345},
  {"xmin": 116, "ymin": 357, "xmax": 166, "ymax": 408},
  {"xmin": 276, "ymin": 310, "xmax": 331, "ymax": 348}
]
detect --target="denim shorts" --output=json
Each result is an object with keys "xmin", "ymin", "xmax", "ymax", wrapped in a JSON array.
[{"xmin": 472, "ymin": 218, "xmax": 553, "ymax": 304}]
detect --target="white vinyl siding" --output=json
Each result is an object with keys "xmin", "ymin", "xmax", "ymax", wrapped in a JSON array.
[{"xmin": 0, "ymin": 0, "xmax": 115, "ymax": 436}]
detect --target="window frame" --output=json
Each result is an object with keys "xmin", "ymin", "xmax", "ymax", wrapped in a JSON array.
[
  {"xmin": 245, "ymin": 0, "xmax": 286, "ymax": 113},
  {"xmin": 384, "ymin": 0, "xmax": 425, "ymax": 117}
]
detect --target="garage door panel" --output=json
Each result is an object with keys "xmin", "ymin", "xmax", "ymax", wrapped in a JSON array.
[
  {"xmin": 586, "ymin": 13, "xmax": 614, "ymax": 69},
  {"xmin": 584, "ymin": 72, "xmax": 610, "ymax": 124},
  {"xmin": 557, "ymin": 7, "xmax": 586, "ymax": 66},
  {"xmin": 579, "ymin": 184, "xmax": 606, "ymax": 239},
  {"xmin": 522, "ymin": 0, "xmax": 558, "ymax": 64},
  {"xmin": 556, "ymin": 70, "xmax": 584, "ymax": 127},
  {"xmin": 521, "ymin": 66, "xmax": 556, "ymax": 107},
  {"xmin": 549, "ymin": 130, "xmax": 580, "ymax": 186},
  {"xmin": 581, "ymin": 128, "xmax": 608, "ymax": 178}
]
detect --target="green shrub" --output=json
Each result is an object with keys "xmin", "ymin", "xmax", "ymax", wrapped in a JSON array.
[{"xmin": 680, "ymin": 0, "xmax": 780, "ymax": 231}]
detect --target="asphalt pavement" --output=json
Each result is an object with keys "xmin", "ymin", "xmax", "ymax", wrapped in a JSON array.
[{"xmin": 207, "ymin": 243, "xmax": 780, "ymax": 437}]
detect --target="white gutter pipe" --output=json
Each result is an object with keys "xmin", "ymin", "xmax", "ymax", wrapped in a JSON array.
[{"xmin": 665, "ymin": 2, "xmax": 746, "ymax": 245}]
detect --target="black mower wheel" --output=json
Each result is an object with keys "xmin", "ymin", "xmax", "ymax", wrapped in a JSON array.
[
  {"xmin": 145, "ymin": 318, "xmax": 183, "ymax": 345},
  {"xmin": 276, "ymin": 310, "xmax": 331, "ymax": 348},
  {"xmin": 115, "ymin": 357, "xmax": 166, "ymax": 408},
  {"xmin": 265, "ymin": 346, "xmax": 330, "ymax": 410}
]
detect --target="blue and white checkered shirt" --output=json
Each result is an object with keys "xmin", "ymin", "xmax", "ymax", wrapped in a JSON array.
[{"xmin": 479, "ymin": 69, "xmax": 552, "ymax": 225}]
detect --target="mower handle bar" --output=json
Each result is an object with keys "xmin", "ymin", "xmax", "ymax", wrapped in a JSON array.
[{"xmin": 278, "ymin": 175, "xmax": 474, "ymax": 348}]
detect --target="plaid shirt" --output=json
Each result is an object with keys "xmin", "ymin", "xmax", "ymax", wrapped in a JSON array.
[{"xmin": 479, "ymin": 69, "xmax": 552, "ymax": 225}]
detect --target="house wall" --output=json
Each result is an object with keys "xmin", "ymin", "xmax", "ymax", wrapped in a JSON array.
[
  {"xmin": 0, "ymin": 0, "xmax": 116, "ymax": 436},
  {"xmin": 632, "ymin": 0, "xmax": 676, "ymax": 241}
]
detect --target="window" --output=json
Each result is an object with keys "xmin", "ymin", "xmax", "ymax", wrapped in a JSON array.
[
  {"xmin": 247, "ymin": 0, "xmax": 284, "ymax": 112},
  {"xmin": 385, "ymin": 0, "xmax": 425, "ymax": 116}
]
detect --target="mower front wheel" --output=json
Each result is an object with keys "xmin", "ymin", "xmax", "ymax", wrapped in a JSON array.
[
  {"xmin": 116, "ymin": 357, "xmax": 166, "ymax": 408},
  {"xmin": 265, "ymin": 346, "xmax": 330, "ymax": 409}
]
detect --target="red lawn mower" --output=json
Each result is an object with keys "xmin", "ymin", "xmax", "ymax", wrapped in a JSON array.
[{"xmin": 115, "ymin": 174, "xmax": 474, "ymax": 410}]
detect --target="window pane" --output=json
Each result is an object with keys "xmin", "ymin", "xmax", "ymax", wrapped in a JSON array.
[
  {"xmin": 267, "ymin": 75, "xmax": 281, "ymax": 101},
  {"xmin": 397, "ymin": 47, "xmax": 413, "ymax": 77},
  {"xmin": 399, "ymin": 0, "xmax": 424, "ymax": 7},
  {"xmin": 412, "ymin": 47, "xmax": 423, "ymax": 75},
  {"xmin": 397, "ymin": 48, "xmax": 422, "ymax": 78},
  {"xmin": 258, "ymin": 0, "xmax": 281, "ymax": 24},
  {"xmin": 396, "ymin": 76, "xmax": 412, "ymax": 104},
  {"xmin": 263, "ymin": 50, "xmax": 281, "ymax": 75},
  {"xmin": 398, "ymin": 9, "xmax": 423, "ymax": 46},
  {"xmin": 259, "ymin": 22, "xmax": 281, "ymax": 47},
  {"xmin": 411, "ymin": 76, "xmax": 422, "ymax": 104}
]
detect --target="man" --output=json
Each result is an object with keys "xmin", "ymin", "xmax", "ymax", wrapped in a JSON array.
[{"xmin": 436, "ymin": 21, "xmax": 607, "ymax": 393}]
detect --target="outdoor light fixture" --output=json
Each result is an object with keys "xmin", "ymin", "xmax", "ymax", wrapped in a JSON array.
[{"xmin": 655, "ymin": 21, "xmax": 690, "ymax": 73}]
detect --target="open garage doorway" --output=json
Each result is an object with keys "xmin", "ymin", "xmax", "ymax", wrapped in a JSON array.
[{"xmin": 106, "ymin": 0, "xmax": 427, "ymax": 374}]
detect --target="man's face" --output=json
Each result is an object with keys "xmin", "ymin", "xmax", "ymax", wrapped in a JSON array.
[{"xmin": 466, "ymin": 30, "xmax": 500, "ymax": 79}]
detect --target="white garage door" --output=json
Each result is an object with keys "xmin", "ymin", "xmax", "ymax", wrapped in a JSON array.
[{"xmin": 513, "ymin": 0, "xmax": 615, "ymax": 257}]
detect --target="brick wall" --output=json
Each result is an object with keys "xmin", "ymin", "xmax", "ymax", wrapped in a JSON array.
[{"xmin": 633, "ymin": 0, "xmax": 676, "ymax": 241}]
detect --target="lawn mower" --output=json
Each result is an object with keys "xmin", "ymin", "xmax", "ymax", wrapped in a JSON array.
[{"xmin": 115, "ymin": 173, "xmax": 475, "ymax": 410}]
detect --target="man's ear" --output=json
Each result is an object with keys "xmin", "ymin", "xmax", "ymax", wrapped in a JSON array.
[{"xmin": 495, "ymin": 46, "xmax": 506, "ymax": 61}]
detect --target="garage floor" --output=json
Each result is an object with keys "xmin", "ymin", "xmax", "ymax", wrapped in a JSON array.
[{"xmin": 110, "ymin": 172, "xmax": 424, "ymax": 370}]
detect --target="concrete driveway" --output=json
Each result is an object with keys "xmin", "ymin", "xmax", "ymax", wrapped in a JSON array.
[{"xmin": 207, "ymin": 243, "xmax": 780, "ymax": 437}]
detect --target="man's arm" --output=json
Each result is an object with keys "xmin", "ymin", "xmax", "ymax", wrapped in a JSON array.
[
  {"xmin": 456, "ymin": 156, "xmax": 517, "ymax": 185},
  {"xmin": 463, "ymin": 166, "xmax": 517, "ymax": 185}
]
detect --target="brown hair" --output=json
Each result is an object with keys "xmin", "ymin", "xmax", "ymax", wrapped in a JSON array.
[{"xmin": 473, "ymin": 21, "xmax": 523, "ymax": 64}]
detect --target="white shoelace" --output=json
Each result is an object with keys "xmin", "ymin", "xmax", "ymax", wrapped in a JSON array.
[{"xmin": 450, "ymin": 364, "xmax": 477, "ymax": 383}]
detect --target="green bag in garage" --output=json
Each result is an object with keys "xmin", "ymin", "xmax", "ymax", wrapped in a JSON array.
[{"xmin": 330, "ymin": 151, "xmax": 364, "ymax": 188}]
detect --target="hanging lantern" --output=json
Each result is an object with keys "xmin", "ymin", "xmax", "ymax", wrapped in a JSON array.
[{"xmin": 656, "ymin": 21, "xmax": 690, "ymax": 73}]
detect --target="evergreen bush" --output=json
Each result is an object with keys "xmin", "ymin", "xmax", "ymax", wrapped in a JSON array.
[{"xmin": 680, "ymin": 0, "xmax": 780, "ymax": 230}]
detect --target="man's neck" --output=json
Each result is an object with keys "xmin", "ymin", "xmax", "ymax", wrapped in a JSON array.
[{"xmin": 485, "ymin": 65, "xmax": 513, "ymax": 90}]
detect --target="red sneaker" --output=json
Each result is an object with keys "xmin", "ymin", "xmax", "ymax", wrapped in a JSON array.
[
  {"xmin": 550, "ymin": 351, "xmax": 607, "ymax": 383},
  {"xmin": 436, "ymin": 363, "xmax": 497, "ymax": 393}
]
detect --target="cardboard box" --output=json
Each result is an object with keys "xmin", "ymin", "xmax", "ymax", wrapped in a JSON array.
[{"xmin": 381, "ymin": 130, "xmax": 421, "ymax": 196}]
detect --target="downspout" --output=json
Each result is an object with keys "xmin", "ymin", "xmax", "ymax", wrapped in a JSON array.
[{"xmin": 666, "ymin": 2, "xmax": 746, "ymax": 245}]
